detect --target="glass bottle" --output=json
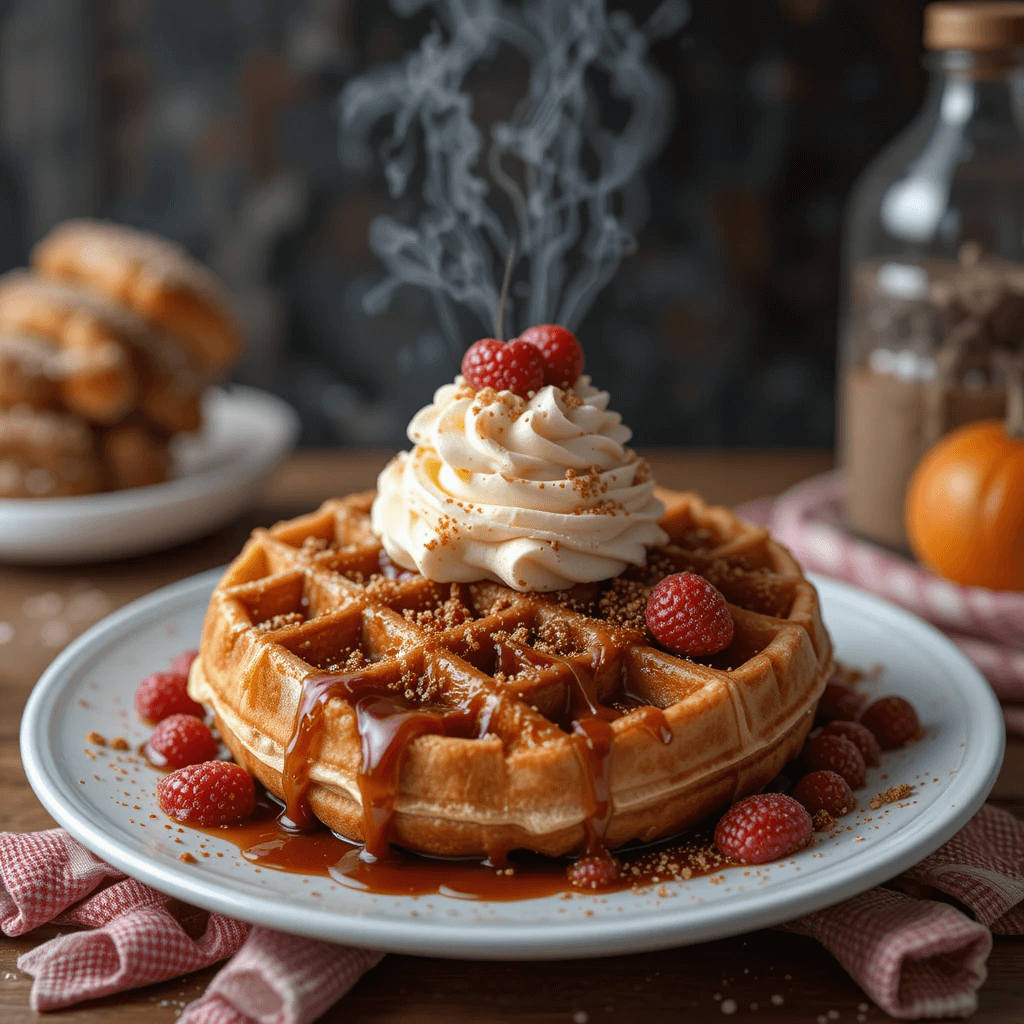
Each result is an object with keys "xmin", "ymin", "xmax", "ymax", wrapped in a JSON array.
[{"xmin": 839, "ymin": 1, "xmax": 1024, "ymax": 549}]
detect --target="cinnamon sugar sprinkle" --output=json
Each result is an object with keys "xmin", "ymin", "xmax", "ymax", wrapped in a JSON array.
[
  {"xmin": 470, "ymin": 387, "xmax": 527, "ymax": 420},
  {"xmin": 255, "ymin": 612, "xmax": 305, "ymax": 632},
  {"xmin": 812, "ymin": 809, "xmax": 838, "ymax": 832},
  {"xmin": 402, "ymin": 586, "xmax": 474, "ymax": 633},
  {"xmin": 869, "ymin": 783, "xmax": 914, "ymax": 810},
  {"xmin": 626, "ymin": 838, "xmax": 727, "ymax": 887}
]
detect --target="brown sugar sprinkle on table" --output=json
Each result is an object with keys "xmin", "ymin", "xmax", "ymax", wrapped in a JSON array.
[
  {"xmin": 869, "ymin": 783, "xmax": 915, "ymax": 810},
  {"xmin": 86, "ymin": 731, "xmax": 106, "ymax": 746},
  {"xmin": 110, "ymin": 736, "xmax": 130, "ymax": 751},
  {"xmin": 178, "ymin": 852, "xmax": 197, "ymax": 864}
]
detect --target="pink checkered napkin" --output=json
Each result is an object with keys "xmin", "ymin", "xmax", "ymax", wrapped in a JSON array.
[
  {"xmin": 0, "ymin": 829, "xmax": 382, "ymax": 1020},
  {"xmin": 18, "ymin": 906, "xmax": 248, "ymax": 1011},
  {"xmin": 0, "ymin": 829, "xmax": 125, "ymax": 935},
  {"xmin": 784, "ymin": 888, "xmax": 992, "ymax": 1019},
  {"xmin": 0, "ymin": 830, "xmax": 248, "ymax": 1011},
  {"xmin": 783, "ymin": 805, "xmax": 1024, "ymax": 1019},
  {"xmin": 178, "ymin": 926, "xmax": 383, "ymax": 1024},
  {"xmin": 898, "ymin": 805, "xmax": 1024, "ymax": 935}
]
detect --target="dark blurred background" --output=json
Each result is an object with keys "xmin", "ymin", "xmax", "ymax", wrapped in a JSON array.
[{"xmin": 0, "ymin": 0, "xmax": 933, "ymax": 449}]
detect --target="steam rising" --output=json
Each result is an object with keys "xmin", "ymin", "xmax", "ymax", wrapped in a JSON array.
[{"xmin": 339, "ymin": 0, "xmax": 687, "ymax": 345}]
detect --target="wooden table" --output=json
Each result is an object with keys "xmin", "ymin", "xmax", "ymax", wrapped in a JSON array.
[{"xmin": 1, "ymin": 449, "xmax": 1020, "ymax": 1023}]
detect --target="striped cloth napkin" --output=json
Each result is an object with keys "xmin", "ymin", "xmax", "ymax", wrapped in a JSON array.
[
  {"xmin": 3, "ymin": 806, "xmax": 1022, "ymax": 1021},
  {"xmin": 735, "ymin": 471, "xmax": 1024, "ymax": 734}
]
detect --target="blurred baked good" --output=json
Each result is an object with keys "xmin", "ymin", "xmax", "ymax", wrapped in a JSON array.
[
  {"xmin": 98, "ymin": 421, "xmax": 172, "ymax": 491},
  {"xmin": 33, "ymin": 219, "xmax": 241, "ymax": 372},
  {"xmin": 0, "ymin": 333, "xmax": 62, "ymax": 411},
  {"xmin": 0, "ymin": 270, "xmax": 202, "ymax": 433},
  {"xmin": 0, "ymin": 219, "xmax": 241, "ymax": 499},
  {"xmin": 0, "ymin": 405, "xmax": 103, "ymax": 497}
]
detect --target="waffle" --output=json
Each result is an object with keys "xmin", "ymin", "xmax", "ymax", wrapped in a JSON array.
[{"xmin": 190, "ymin": 489, "xmax": 832, "ymax": 861}]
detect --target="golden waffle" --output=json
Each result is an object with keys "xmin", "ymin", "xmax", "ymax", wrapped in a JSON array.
[{"xmin": 190, "ymin": 489, "xmax": 832, "ymax": 861}]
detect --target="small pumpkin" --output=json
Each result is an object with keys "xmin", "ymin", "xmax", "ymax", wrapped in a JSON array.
[{"xmin": 905, "ymin": 353, "xmax": 1024, "ymax": 591}]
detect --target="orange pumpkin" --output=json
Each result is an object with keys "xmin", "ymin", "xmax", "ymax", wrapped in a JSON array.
[{"xmin": 905, "ymin": 417, "xmax": 1024, "ymax": 591}]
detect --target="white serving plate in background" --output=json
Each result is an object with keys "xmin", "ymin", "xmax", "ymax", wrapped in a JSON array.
[{"xmin": 0, "ymin": 386, "xmax": 299, "ymax": 564}]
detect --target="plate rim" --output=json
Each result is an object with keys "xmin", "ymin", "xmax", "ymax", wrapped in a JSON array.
[{"xmin": 19, "ymin": 570, "xmax": 1006, "ymax": 959}]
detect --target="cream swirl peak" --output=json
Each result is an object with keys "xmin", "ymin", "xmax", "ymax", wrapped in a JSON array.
[{"xmin": 371, "ymin": 375, "xmax": 668, "ymax": 592}]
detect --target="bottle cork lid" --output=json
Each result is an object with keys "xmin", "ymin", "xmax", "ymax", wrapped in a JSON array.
[{"xmin": 925, "ymin": 2, "xmax": 1024, "ymax": 50}]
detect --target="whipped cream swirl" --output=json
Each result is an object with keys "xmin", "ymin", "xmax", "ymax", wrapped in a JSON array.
[{"xmin": 371, "ymin": 376, "xmax": 668, "ymax": 592}]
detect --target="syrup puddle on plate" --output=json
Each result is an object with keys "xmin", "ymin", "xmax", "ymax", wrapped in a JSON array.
[{"xmin": 189, "ymin": 789, "xmax": 731, "ymax": 901}]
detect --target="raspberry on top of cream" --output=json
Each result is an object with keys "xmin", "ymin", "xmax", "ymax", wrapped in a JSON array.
[{"xmin": 371, "ymin": 371, "xmax": 668, "ymax": 592}]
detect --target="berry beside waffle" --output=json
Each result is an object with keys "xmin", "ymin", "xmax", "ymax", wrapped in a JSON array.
[{"xmin": 189, "ymin": 488, "xmax": 832, "ymax": 862}]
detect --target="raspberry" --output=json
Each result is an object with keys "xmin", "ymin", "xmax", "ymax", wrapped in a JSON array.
[
  {"xmin": 792, "ymin": 770, "xmax": 855, "ymax": 819},
  {"xmin": 157, "ymin": 761, "xmax": 256, "ymax": 826},
  {"xmin": 146, "ymin": 713, "xmax": 219, "ymax": 769},
  {"xmin": 645, "ymin": 572, "xmax": 734, "ymax": 656},
  {"xmin": 714, "ymin": 793, "xmax": 812, "ymax": 865},
  {"xmin": 858, "ymin": 695, "xmax": 920, "ymax": 750},
  {"xmin": 566, "ymin": 854, "xmax": 621, "ymax": 890},
  {"xmin": 516, "ymin": 324, "xmax": 584, "ymax": 388},
  {"xmin": 816, "ymin": 679, "xmax": 866, "ymax": 723},
  {"xmin": 135, "ymin": 671, "xmax": 205, "ymax": 724},
  {"xmin": 819, "ymin": 720, "xmax": 881, "ymax": 767},
  {"xmin": 171, "ymin": 649, "xmax": 198, "ymax": 676},
  {"xmin": 801, "ymin": 734, "xmax": 866, "ymax": 789},
  {"xmin": 461, "ymin": 337, "xmax": 544, "ymax": 398}
]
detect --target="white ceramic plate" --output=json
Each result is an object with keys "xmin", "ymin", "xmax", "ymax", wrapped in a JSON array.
[
  {"xmin": 20, "ymin": 573, "xmax": 1004, "ymax": 960},
  {"xmin": 0, "ymin": 386, "xmax": 299, "ymax": 564}
]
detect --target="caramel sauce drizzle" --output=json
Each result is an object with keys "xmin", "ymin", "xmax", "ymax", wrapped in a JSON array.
[
  {"xmin": 493, "ymin": 638, "xmax": 671, "ymax": 862},
  {"xmin": 282, "ymin": 658, "xmax": 483, "ymax": 861},
  {"xmin": 282, "ymin": 626, "xmax": 672, "ymax": 872},
  {"xmin": 354, "ymin": 693, "xmax": 477, "ymax": 861}
]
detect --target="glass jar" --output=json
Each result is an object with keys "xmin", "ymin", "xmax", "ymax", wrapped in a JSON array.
[{"xmin": 839, "ymin": 2, "xmax": 1024, "ymax": 549}]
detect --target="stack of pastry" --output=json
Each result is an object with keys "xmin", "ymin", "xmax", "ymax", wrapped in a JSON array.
[{"xmin": 0, "ymin": 219, "xmax": 241, "ymax": 498}]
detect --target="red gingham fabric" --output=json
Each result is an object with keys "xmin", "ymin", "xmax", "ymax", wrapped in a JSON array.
[
  {"xmin": 18, "ymin": 906, "xmax": 249, "ymax": 1011},
  {"xmin": 898, "ymin": 804, "xmax": 1024, "ymax": 934},
  {"xmin": 0, "ymin": 829, "xmax": 125, "ymax": 935},
  {"xmin": 736, "ymin": 473, "xmax": 1024, "ymax": 718},
  {"xmin": 783, "ymin": 888, "xmax": 992, "ymax": 1019},
  {"xmin": 178, "ymin": 926, "xmax": 384, "ymax": 1024},
  {"xmin": 0, "ymin": 830, "xmax": 248, "ymax": 1010}
]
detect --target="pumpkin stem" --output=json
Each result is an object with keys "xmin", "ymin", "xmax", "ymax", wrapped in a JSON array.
[{"xmin": 994, "ymin": 350, "xmax": 1024, "ymax": 440}]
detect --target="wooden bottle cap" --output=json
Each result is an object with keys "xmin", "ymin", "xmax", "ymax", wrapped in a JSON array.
[{"xmin": 925, "ymin": 2, "xmax": 1024, "ymax": 50}]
